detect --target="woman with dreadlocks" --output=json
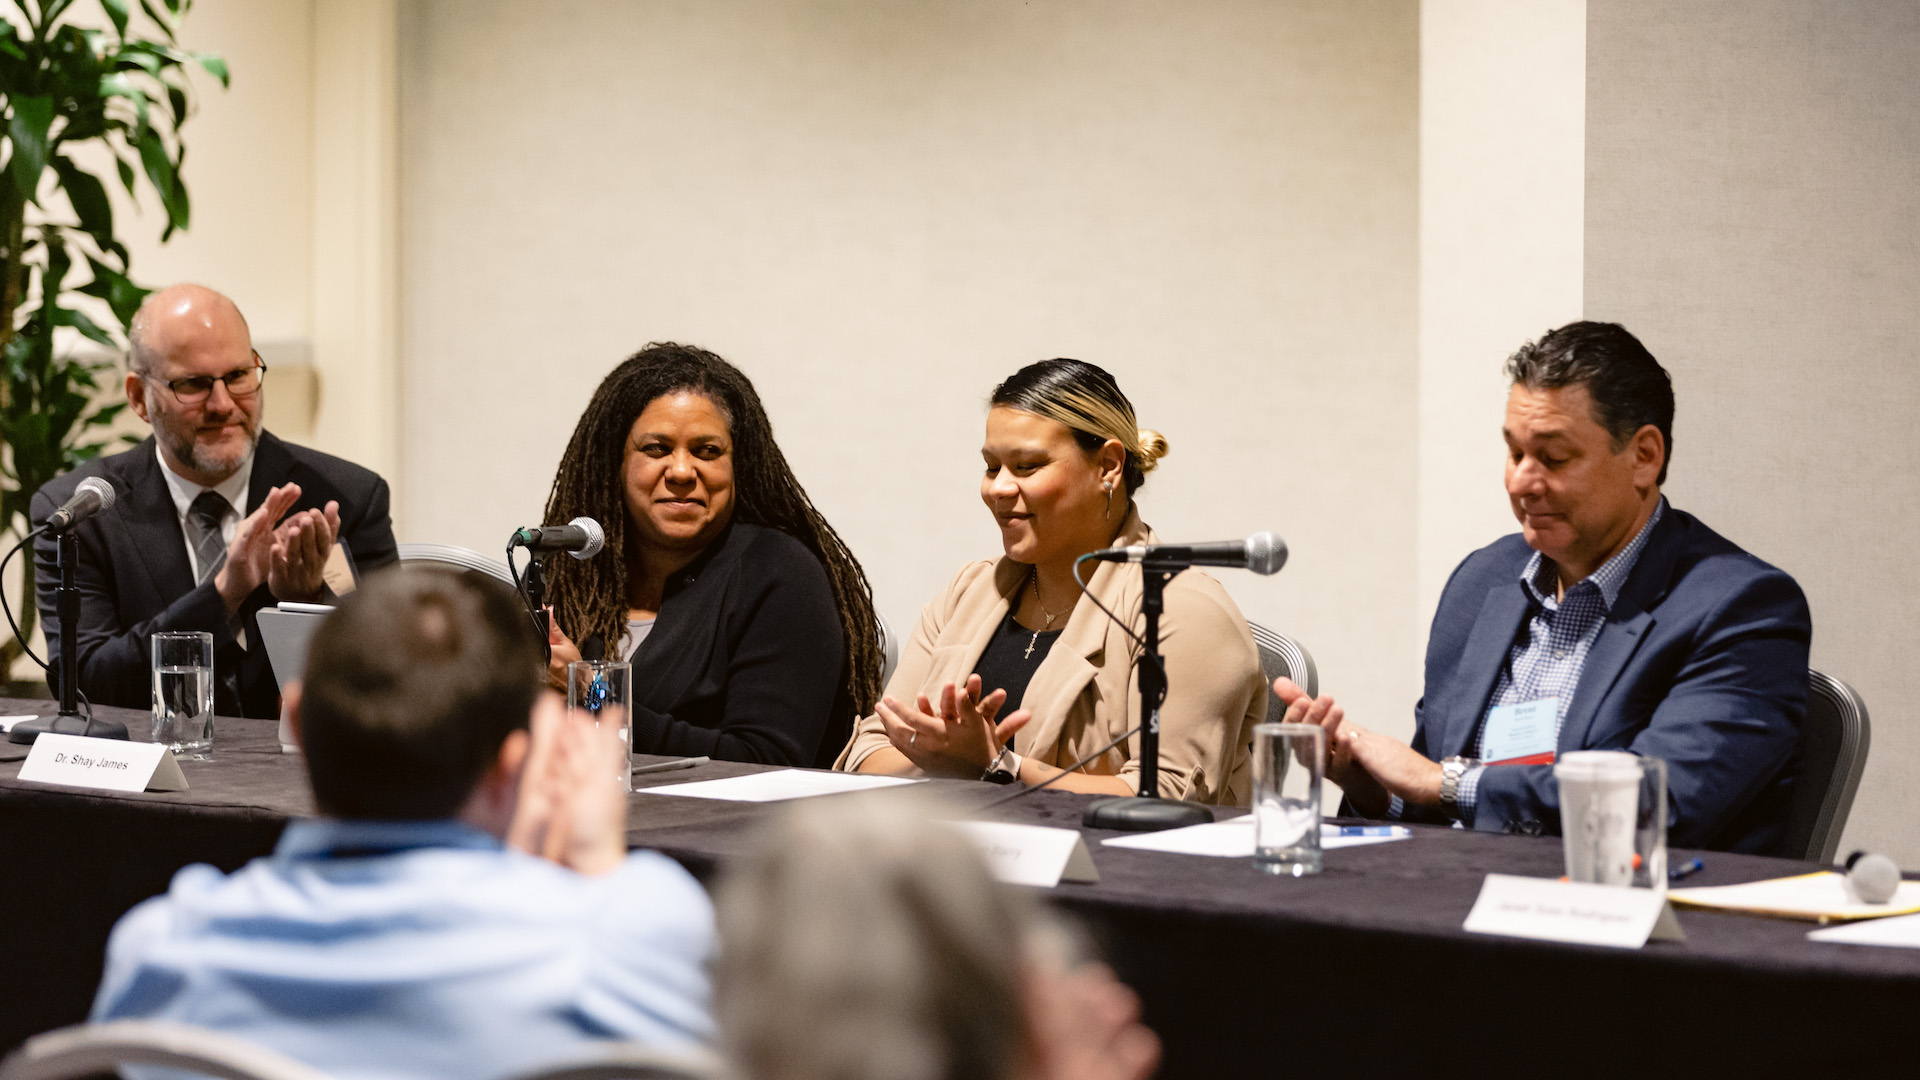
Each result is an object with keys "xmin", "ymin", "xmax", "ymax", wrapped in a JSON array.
[{"xmin": 541, "ymin": 343, "xmax": 882, "ymax": 768}]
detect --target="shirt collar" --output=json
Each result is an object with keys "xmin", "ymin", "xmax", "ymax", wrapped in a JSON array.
[
  {"xmin": 274, "ymin": 818, "xmax": 504, "ymax": 861},
  {"xmin": 1520, "ymin": 497, "xmax": 1666, "ymax": 612},
  {"xmin": 156, "ymin": 441, "xmax": 254, "ymax": 523}
]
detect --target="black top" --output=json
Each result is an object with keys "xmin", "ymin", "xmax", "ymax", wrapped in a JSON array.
[
  {"xmin": 971, "ymin": 611, "xmax": 1064, "ymax": 717},
  {"xmin": 611, "ymin": 521, "xmax": 850, "ymax": 768},
  {"xmin": 32, "ymin": 432, "xmax": 398, "ymax": 718}
]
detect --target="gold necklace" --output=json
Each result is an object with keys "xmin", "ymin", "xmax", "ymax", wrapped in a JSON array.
[{"xmin": 1024, "ymin": 570, "xmax": 1065, "ymax": 660}]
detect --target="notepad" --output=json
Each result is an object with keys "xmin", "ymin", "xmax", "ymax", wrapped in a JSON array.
[
  {"xmin": 632, "ymin": 769, "xmax": 921, "ymax": 802},
  {"xmin": 1669, "ymin": 871, "xmax": 1920, "ymax": 923}
]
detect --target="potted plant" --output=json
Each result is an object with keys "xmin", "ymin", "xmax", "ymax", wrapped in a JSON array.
[{"xmin": 0, "ymin": 0, "xmax": 225, "ymax": 686}]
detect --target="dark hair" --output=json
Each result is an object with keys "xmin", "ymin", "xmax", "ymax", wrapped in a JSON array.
[
  {"xmin": 300, "ymin": 567, "xmax": 543, "ymax": 820},
  {"xmin": 988, "ymin": 358, "xmax": 1167, "ymax": 494},
  {"xmin": 543, "ymin": 343, "xmax": 883, "ymax": 717},
  {"xmin": 1505, "ymin": 321, "xmax": 1675, "ymax": 484}
]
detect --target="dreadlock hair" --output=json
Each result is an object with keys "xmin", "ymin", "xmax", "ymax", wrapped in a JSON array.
[{"xmin": 542, "ymin": 343, "xmax": 883, "ymax": 719}]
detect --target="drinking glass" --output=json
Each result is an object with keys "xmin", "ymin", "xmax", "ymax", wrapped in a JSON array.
[
  {"xmin": 1251, "ymin": 722, "xmax": 1325, "ymax": 877},
  {"xmin": 150, "ymin": 630, "xmax": 215, "ymax": 760},
  {"xmin": 1555, "ymin": 751, "xmax": 1668, "ymax": 890},
  {"xmin": 568, "ymin": 660, "xmax": 633, "ymax": 792}
]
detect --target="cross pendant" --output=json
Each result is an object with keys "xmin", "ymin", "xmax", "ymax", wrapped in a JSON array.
[{"xmin": 1024, "ymin": 631, "xmax": 1039, "ymax": 660}]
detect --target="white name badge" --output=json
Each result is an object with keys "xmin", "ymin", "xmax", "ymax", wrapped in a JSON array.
[
  {"xmin": 1463, "ymin": 873, "xmax": 1684, "ymax": 949},
  {"xmin": 947, "ymin": 820, "xmax": 1099, "ymax": 888},
  {"xmin": 17, "ymin": 733, "xmax": 189, "ymax": 793},
  {"xmin": 1481, "ymin": 698, "xmax": 1559, "ymax": 766}
]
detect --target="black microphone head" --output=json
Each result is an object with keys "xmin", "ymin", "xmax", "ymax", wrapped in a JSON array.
[
  {"xmin": 1245, "ymin": 531, "xmax": 1287, "ymax": 575},
  {"xmin": 566, "ymin": 517, "xmax": 605, "ymax": 560},
  {"xmin": 77, "ymin": 475, "xmax": 115, "ymax": 511}
]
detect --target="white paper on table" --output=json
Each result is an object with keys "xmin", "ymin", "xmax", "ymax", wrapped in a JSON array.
[
  {"xmin": 1669, "ymin": 872, "xmax": 1920, "ymax": 922},
  {"xmin": 633, "ymin": 769, "xmax": 921, "ymax": 803},
  {"xmin": 1100, "ymin": 816, "xmax": 1409, "ymax": 858},
  {"xmin": 0, "ymin": 714, "xmax": 35, "ymax": 733},
  {"xmin": 1809, "ymin": 911, "xmax": 1920, "ymax": 948}
]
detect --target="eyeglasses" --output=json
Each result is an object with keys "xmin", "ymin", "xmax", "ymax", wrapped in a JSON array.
[{"xmin": 148, "ymin": 352, "xmax": 268, "ymax": 404}]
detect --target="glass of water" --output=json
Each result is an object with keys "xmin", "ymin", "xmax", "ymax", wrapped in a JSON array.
[
  {"xmin": 151, "ymin": 630, "xmax": 215, "ymax": 760},
  {"xmin": 567, "ymin": 660, "xmax": 633, "ymax": 793},
  {"xmin": 1252, "ymin": 722, "xmax": 1325, "ymax": 877}
]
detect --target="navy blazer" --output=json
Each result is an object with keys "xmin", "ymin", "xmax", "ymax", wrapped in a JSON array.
[
  {"xmin": 1410, "ymin": 505, "xmax": 1811, "ymax": 854},
  {"xmin": 32, "ymin": 432, "xmax": 397, "ymax": 719}
]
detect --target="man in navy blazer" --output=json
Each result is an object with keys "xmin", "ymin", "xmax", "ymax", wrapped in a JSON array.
[{"xmin": 1276, "ymin": 321, "xmax": 1810, "ymax": 854}]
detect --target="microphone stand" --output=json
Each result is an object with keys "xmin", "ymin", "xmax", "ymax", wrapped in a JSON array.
[
  {"xmin": 10, "ymin": 529, "xmax": 129, "ymax": 744},
  {"xmin": 1080, "ymin": 562, "xmax": 1211, "ymax": 832},
  {"xmin": 524, "ymin": 553, "xmax": 550, "ymax": 662}
]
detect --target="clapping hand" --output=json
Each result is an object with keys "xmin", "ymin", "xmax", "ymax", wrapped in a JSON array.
[
  {"xmin": 268, "ymin": 498, "xmax": 341, "ymax": 602},
  {"xmin": 214, "ymin": 483, "xmax": 302, "ymax": 616},
  {"xmin": 877, "ymin": 674, "xmax": 1032, "ymax": 778},
  {"xmin": 1272, "ymin": 677, "xmax": 1444, "ymax": 815},
  {"xmin": 506, "ymin": 694, "xmax": 627, "ymax": 876}
]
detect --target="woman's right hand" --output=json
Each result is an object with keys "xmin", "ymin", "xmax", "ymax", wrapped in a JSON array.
[{"xmin": 545, "ymin": 608, "xmax": 582, "ymax": 692}]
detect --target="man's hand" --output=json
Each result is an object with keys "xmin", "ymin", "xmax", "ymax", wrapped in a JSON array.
[
  {"xmin": 268, "ymin": 499, "xmax": 341, "ymax": 603},
  {"xmin": 1341, "ymin": 725, "xmax": 1446, "ymax": 810},
  {"xmin": 1273, "ymin": 677, "xmax": 1408, "ymax": 818},
  {"xmin": 506, "ymin": 694, "xmax": 627, "ymax": 876},
  {"xmin": 214, "ymin": 483, "xmax": 302, "ymax": 616}
]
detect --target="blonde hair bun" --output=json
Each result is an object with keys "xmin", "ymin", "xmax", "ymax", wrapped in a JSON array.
[{"xmin": 1135, "ymin": 428, "xmax": 1169, "ymax": 471}]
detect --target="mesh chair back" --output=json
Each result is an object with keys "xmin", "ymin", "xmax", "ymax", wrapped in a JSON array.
[
  {"xmin": 396, "ymin": 543, "xmax": 516, "ymax": 587},
  {"xmin": 878, "ymin": 612, "xmax": 899, "ymax": 690},
  {"xmin": 0, "ymin": 1021, "xmax": 336, "ymax": 1080},
  {"xmin": 1780, "ymin": 669, "xmax": 1871, "ymax": 864},
  {"xmin": 1246, "ymin": 621, "xmax": 1317, "ymax": 721}
]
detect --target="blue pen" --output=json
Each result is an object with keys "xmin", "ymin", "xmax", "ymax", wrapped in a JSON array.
[
  {"xmin": 1669, "ymin": 858, "xmax": 1706, "ymax": 881},
  {"xmin": 1335, "ymin": 825, "xmax": 1410, "ymax": 837}
]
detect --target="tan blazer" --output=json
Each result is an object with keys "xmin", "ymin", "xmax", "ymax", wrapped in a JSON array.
[{"xmin": 836, "ymin": 509, "xmax": 1266, "ymax": 805}]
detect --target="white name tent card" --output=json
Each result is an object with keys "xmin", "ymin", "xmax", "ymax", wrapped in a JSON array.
[
  {"xmin": 633, "ymin": 769, "xmax": 919, "ymax": 803},
  {"xmin": 947, "ymin": 820, "xmax": 1098, "ymax": 888},
  {"xmin": 1100, "ymin": 816, "xmax": 1410, "ymax": 858},
  {"xmin": 1463, "ymin": 873, "xmax": 1684, "ymax": 949},
  {"xmin": 17, "ymin": 733, "xmax": 188, "ymax": 793}
]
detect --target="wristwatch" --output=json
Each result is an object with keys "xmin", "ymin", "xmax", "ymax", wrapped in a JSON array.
[
  {"xmin": 983, "ymin": 746, "xmax": 1022, "ymax": 785},
  {"xmin": 1438, "ymin": 756, "xmax": 1478, "ymax": 818}
]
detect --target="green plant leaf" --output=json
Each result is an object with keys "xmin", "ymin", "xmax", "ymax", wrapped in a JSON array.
[
  {"xmin": 8, "ymin": 94, "xmax": 53, "ymax": 206},
  {"xmin": 79, "ymin": 256, "xmax": 148, "ymax": 327},
  {"xmin": 193, "ymin": 51, "xmax": 226, "ymax": 87},
  {"xmin": 134, "ymin": 122, "xmax": 187, "ymax": 236},
  {"xmin": 56, "ymin": 305, "xmax": 117, "ymax": 348},
  {"xmin": 51, "ymin": 155, "xmax": 113, "ymax": 250},
  {"xmin": 113, "ymin": 151, "xmax": 136, "ymax": 196},
  {"xmin": 102, "ymin": 0, "xmax": 131, "ymax": 38},
  {"xmin": 137, "ymin": 0, "xmax": 176, "ymax": 43}
]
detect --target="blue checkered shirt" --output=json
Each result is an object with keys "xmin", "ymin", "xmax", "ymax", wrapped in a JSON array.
[{"xmin": 1391, "ymin": 499, "xmax": 1665, "ymax": 824}]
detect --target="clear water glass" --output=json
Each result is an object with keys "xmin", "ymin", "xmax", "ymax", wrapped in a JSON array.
[
  {"xmin": 150, "ymin": 630, "xmax": 215, "ymax": 760},
  {"xmin": 1252, "ymin": 722, "xmax": 1325, "ymax": 877},
  {"xmin": 1555, "ymin": 751, "xmax": 1668, "ymax": 890},
  {"xmin": 567, "ymin": 660, "xmax": 633, "ymax": 792}
]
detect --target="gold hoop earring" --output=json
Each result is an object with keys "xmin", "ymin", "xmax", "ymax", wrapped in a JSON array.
[{"xmin": 1104, "ymin": 483, "xmax": 1114, "ymax": 519}]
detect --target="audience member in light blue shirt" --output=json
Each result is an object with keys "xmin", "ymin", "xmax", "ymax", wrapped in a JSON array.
[{"xmin": 89, "ymin": 568, "xmax": 716, "ymax": 1080}]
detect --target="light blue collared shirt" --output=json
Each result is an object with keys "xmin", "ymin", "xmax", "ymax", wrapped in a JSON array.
[{"xmin": 91, "ymin": 819, "xmax": 716, "ymax": 1080}]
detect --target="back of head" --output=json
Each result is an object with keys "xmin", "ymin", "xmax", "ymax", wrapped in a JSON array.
[
  {"xmin": 1505, "ymin": 321, "xmax": 1676, "ymax": 483},
  {"xmin": 300, "ymin": 568, "xmax": 542, "ymax": 820},
  {"xmin": 990, "ymin": 358, "xmax": 1168, "ymax": 494},
  {"xmin": 716, "ymin": 797, "xmax": 1030, "ymax": 1080}
]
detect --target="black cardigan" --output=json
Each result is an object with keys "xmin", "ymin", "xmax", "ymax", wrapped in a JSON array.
[{"xmin": 620, "ymin": 521, "xmax": 851, "ymax": 768}]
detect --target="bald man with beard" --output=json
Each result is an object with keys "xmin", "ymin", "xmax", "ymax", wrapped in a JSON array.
[{"xmin": 31, "ymin": 284, "xmax": 397, "ymax": 718}]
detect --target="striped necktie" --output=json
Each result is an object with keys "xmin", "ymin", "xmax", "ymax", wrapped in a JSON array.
[{"xmin": 186, "ymin": 491, "xmax": 232, "ymax": 585}]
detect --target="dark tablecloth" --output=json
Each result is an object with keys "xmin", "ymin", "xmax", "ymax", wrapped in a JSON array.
[{"xmin": 3, "ymin": 697, "xmax": 1917, "ymax": 1078}]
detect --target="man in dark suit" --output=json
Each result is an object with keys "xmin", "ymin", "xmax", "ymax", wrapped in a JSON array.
[
  {"xmin": 1275, "ymin": 321, "xmax": 1811, "ymax": 854},
  {"xmin": 33, "ymin": 284, "xmax": 397, "ymax": 718}
]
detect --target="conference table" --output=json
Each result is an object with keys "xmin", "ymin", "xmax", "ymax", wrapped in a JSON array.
[{"xmin": 3, "ymin": 699, "xmax": 1918, "ymax": 1078}]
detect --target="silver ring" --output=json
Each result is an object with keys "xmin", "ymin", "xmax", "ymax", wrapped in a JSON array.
[{"xmin": 910, "ymin": 731, "xmax": 918, "ymax": 748}]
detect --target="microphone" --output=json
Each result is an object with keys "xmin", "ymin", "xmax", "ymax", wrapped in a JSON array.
[
  {"xmin": 1846, "ymin": 850, "xmax": 1901, "ymax": 904},
  {"xmin": 1086, "ymin": 531, "xmax": 1287, "ymax": 575},
  {"xmin": 510, "ymin": 517, "xmax": 605, "ymax": 560},
  {"xmin": 45, "ymin": 477, "xmax": 116, "ymax": 533}
]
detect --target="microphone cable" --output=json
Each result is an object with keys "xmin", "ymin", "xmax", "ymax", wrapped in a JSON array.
[{"xmin": 2, "ymin": 524, "xmax": 102, "ymax": 735}]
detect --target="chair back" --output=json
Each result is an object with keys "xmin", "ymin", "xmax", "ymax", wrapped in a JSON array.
[
  {"xmin": 0, "ymin": 1021, "xmax": 335, "ymax": 1080},
  {"xmin": 397, "ymin": 542, "xmax": 516, "ymax": 587},
  {"xmin": 878, "ymin": 611, "xmax": 899, "ymax": 690},
  {"xmin": 496, "ymin": 1043, "xmax": 726, "ymax": 1080},
  {"xmin": 1781, "ymin": 668, "xmax": 1871, "ymax": 864},
  {"xmin": 1246, "ymin": 621, "xmax": 1317, "ymax": 720}
]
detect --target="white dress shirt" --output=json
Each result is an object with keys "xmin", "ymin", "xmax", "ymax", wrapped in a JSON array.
[{"xmin": 156, "ymin": 443, "xmax": 254, "ymax": 583}]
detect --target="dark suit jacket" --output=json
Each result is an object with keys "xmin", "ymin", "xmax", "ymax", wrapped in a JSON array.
[
  {"xmin": 32, "ymin": 432, "xmax": 397, "ymax": 719},
  {"xmin": 577, "ymin": 521, "xmax": 850, "ymax": 769},
  {"xmin": 1409, "ymin": 505, "xmax": 1811, "ymax": 854}
]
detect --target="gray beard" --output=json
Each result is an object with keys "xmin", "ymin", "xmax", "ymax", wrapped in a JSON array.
[{"xmin": 157, "ymin": 422, "xmax": 259, "ymax": 484}]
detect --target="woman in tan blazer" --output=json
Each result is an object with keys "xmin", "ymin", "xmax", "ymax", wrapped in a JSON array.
[{"xmin": 837, "ymin": 359, "xmax": 1265, "ymax": 804}]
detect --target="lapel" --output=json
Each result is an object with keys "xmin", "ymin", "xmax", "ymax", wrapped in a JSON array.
[
  {"xmin": 1015, "ymin": 508, "xmax": 1152, "ymax": 759},
  {"xmin": 113, "ymin": 437, "xmax": 197, "ymax": 599},
  {"xmin": 1439, "ymin": 579, "xmax": 1532, "ymax": 759},
  {"xmin": 1557, "ymin": 507, "xmax": 1682, "ymax": 753}
]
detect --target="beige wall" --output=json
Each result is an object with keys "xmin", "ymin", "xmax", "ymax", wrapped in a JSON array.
[
  {"xmin": 1586, "ymin": 0, "xmax": 1920, "ymax": 860},
  {"xmin": 397, "ymin": 0, "xmax": 1422, "ymax": 732}
]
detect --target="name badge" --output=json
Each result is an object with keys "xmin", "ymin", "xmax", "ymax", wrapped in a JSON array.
[{"xmin": 1482, "ymin": 698, "xmax": 1559, "ymax": 765}]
